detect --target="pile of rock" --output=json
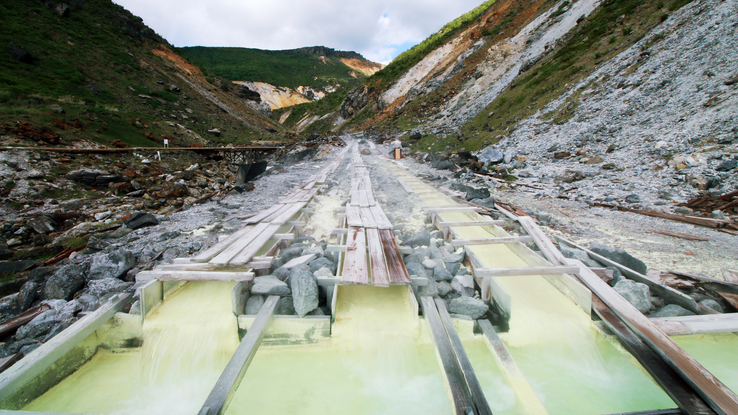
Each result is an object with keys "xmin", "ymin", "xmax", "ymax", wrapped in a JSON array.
[
  {"xmin": 560, "ymin": 243, "xmax": 728, "ymax": 316},
  {"xmin": 243, "ymin": 237, "xmax": 337, "ymax": 317},
  {"xmin": 401, "ymin": 229, "xmax": 489, "ymax": 319}
]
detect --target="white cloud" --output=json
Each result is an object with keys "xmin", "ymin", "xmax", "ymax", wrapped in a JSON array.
[{"xmin": 113, "ymin": 0, "xmax": 484, "ymax": 64}]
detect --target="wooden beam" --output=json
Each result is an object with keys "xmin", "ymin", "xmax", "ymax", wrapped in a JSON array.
[
  {"xmin": 479, "ymin": 320, "xmax": 548, "ymax": 415},
  {"xmin": 592, "ymin": 296, "xmax": 715, "ymax": 414},
  {"xmin": 198, "ymin": 295, "xmax": 279, "ymax": 415},
  {"xmin": 451, "ymin": 236, "xmax": 532, "ymax": 247},
  {"xmin": 379, "ymin": 229, "xmax": 412, "ymax": 285},
  {"xmin": 229, "ymin": 224, "xmax": 281, "ymax": 266},
  {"xmin": 136, "ymin": 271, "xmax": 255, "ymax": 282},
  {"xmin": 434, "ymin": 299, "xmax": 493, "ymax": 415},
  {"xmin": 556, "ymin": 237, "xmax": 702, "ymax": 315},
  {"xmin": 420, "ymin": 297, "xmax": 476, "ymax": 415},
  {"xmin": 474, "ymin": 266, "xmax": 581, "ymax": 277},
  {"xmin": 191, "ymin": 225, "xmax": 256, "ymax": 263},
  {"xmin": 0, "ymin": 293, "xmax": 133, "ymax": 405},
  {"xmin": 517, "ymin": 217, "xmax": 568, "ymax": 265},
  {"xmin": 209, "ymin": 222, "xmax": 270, "ymax": 266},
  {"xmin": 439, "ymin": 220, "xmax": 505, "ymax": 227},
  {"xmin": 423, "ymin": 207, "xmax": 484, "ymax": 213},
  {"xmin": 651, "ymin": 313, "xmax": 738, "ymax": 336},
  {"xmin": 566, "ymin": 258, "xmax": 738, "ymax": 415}
]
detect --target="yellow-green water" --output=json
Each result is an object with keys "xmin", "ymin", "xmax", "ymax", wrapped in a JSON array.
[
  {"xmin": 674, "ymin": 333, "xmax": 738, "ymax": 393},
  {"xmin": 24, "ymin": 281, "xmax": 239, "ymax": 415},
  {"xmin": 226, "ymin": 285, "xmax": 453, "ymax": 415}
]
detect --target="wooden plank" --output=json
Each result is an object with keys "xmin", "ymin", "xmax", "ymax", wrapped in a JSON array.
[
  {"xmin": 650, "ymin": 313, "xmax": 738, "ymax": 336},
  {"xmin": 479, "ymin": 320, "xmax": 549, "ymax": 415},
  {"xmin": 465, "ymin": 247, "xmax": 511, "ymax": 319},
  {"xmin": 0, "ymin": 294, "xmax": 133, "ymax": 405},
  {"xmin": 434, "ymin": 299, "xmax": 493, "ymax": 415},
  {"xmin": 424, "ymin": 207, "xmax": 484, "ymax": 213},
  {"xmin": 557, "ymin": 237, "xmax": 702, "ymax": 315},
  {"xmin": 270, "ymin": 202, "xmax": 308, "ymax": 225},
  {"xmin": 209, "ymin": 222, "xmax": 270, "ymax": 266},
  {"xmin": 359, "ymin": 207, "xmax": 377, "ymax": 229},
  {"xmin": 366, "ymin": 229, "xmax": 390, "ymax": 287},
  {"xmin": 136, "ymin": 270, "xmax": 255, "ymax": 282},
  {"xmin": 420, "ymin": 297, "xmax": 475, "ymax": 415},
  {"xmin": 243, "ymin": 204, "xmax": 283, "ymax": 225},
  {"xmin": 229, "ymin": 224, "xmax": 281, "ymax": 266},
  {"xmin": 592, "ymin": 295, "xmax": 715, "ymax": 414},
  {"xmin": 261, "ymin": 204, "xmax": 292, "ymax": 223},
  {"xmin": 346, "ymin": 205, "xmax": 362, "ymax": 228},
  {"xmin": 378, "ymin": 229, "xmax": 412, "ymax": 285},
  {"xmin": 517, "ymin": 217, "xmax": 568, "ymax": 265},
  {"xmin": 439, "ymin": 220, "xmax": 505, "ymax": 227},
  {"xmin": 369, "ymin": 205, "xmax": 393, "ymax": 230},
  {"xmin": 666, "ymin": 270, "xmax": 738, "ymax": 296},
  {"xmin": 654, "ymin": 230, "xmax": 709, "ymax": 241},
  {"xmin": 198, "ymin": 295, "xmax": 279, "ymax": 415},
  {"xmin": 341, "ymin": 227, "xmax": 368, "ymax": 285},
  {"xmin": 566, "ymin": 258, "xmax": 738, "ymax": 415},
  {"xmin": 451, "ymin": 236, "xmax": 532, "ymax": 247},
  {"xmin": 191, "ymin": 225, "xmax": 256, "ymax": 263},
  {"xmin": 475, "ymin": 266, "xmax": 581, "ymax": 277}
]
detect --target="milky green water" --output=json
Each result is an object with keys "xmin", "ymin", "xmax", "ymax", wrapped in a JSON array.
[
  {"xmin": 225, "ymin": 285, "xmax": 453, "ymax": 415},
  {"xmin": 24, "ymin": 281, "xmax": 239, "ymax": 415},
  {"xmin": 673, "ymin": 333, "xmax": 738, "ymax": 393}
]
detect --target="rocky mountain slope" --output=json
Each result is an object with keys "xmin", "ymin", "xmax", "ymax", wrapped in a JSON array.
[
  {"xmin": 179, "ymin": 46, "xmax": 383, "ymax": 110},
  {"xmin": 0, "ymin": 0, "xmax": 289, "ymax": 149}
]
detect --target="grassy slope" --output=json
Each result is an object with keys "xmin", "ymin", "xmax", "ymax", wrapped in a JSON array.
[
  {"xmin": 178, "ymin": 47, "xmax": 367, "ymax": 89},
  {"xmin": 0, "ymin": 0, "xmax": 284, "ymax": 148}
]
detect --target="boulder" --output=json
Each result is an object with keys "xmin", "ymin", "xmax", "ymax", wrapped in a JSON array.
[
  {"xmin": 309, "ymin": 257, "xmax": 336, "ymax": 274},
  {"xmin": 251, "ymin": 276, "xmax": 291, "ymax": 296},
  {"xmin": 556, "ymin": 170, "xmax": 585, "ymax": 183},
  {"xmin": 589, "ymin": 243, "xmax": 647, "ymax": 274},
  {"xmin": 448, "ymin": 297, "xmax": 488, "ymax": 319},
  {"xmin": 290, "ymin": 266, "xmax": 318, "ymax": 317},
  {"xmin": 716, "ymin": 159, "xmax": 737, "ymax": 172},
  {"xmin": 235, "ymin": 161, "xmax": 268, "ymax": 185},
  {"xmin": 464, "ymin": 187, "xmax": 490, "ymax": 201},
  {"xmin": 86, "ymin": 278, "xmax": 132, "ymax": 298},
  {"xmin": 470, "ymin": 196, "xmax": 496, "ymax": 208},
  {"xmin": 559, "ymin": 244, "xmax": 600, "ymax": 268},
  {"xmin": 437, "ymin": 281, "xmax": 454, "ymax": 297},
  {"xmin": 0, "ymin": 294, "xmax": 19, "ymax": 318},
  {"xmin": 416, "ymin": 278, "xmax": 439, "ymax": 298},
  {"xmin": 15, "ymin": 309, "xmax": 58, "ymax": 340},
  {"xmin": 18, "ymin": 281, "xmax": 38, "ymax": 312},
  {"xmin": 26, "ymin": 215, "xmax": 57, "ymax": 234},
  {"xmin": 44, "ymin": 263, "xmax": 88, "ymax": 300},
  {"xmin": 436, "ymin": 160, "xmax": 455, "ymax": 170},
  {"xmin": 87, "ymin": 250, "xmax": 136, "ymax": 280},
  {"xmin": 278, "ymin": 246, "xmax": 304, "ymax": 264},
  {"xmin": 405, "ymin": 262, "xmax": 427, "ymax": 278},
  {"xmin": 433, "ymin": 263, "xmax": 453, "ymax": 282},
  {"xmin": 451, "ymin": 275, "xmax": 475, "ymax": 297},
  {"xmin": 245, "ymin": 295, "xmax": 265, "ymax": 314},
  {"xmin": 478, "ymin": 147, "xmax": 504, "ymax": 165},
  {"xmin": 613, "ymin": 280, "xmax": 651, "ymax": 313},
  {"xmin": 28, "ymin": 267, "xmax": 55, "ymax": 284},
  {"xmin": 277, "ymin": 296, "xmax": 296, "ymax": 315},
  {"xmin": 124, "ymin": 212, "xmax": 159, "ymax": 230},
  {"xmin": 699, "ymin": 299, "xmax": 723, "ymax": 313},
  {"xmin": 649, "ymin": 304, "xmax": 695, "ymax": 318},
  {"xmin": 625, "ymin": 194, "xmax": 641, "ymax": 204},
  {"xmin": 402, "ymin": 231, "xmax": 431, "ymax": 248}
]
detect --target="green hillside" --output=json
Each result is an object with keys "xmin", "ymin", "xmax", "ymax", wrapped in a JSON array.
[
  {"xmin": 177, "ymin": 46, "xmax": 370, "ymax": 89},
  {"xmin": 0, "ymin": 0, "xmax": 284, "ymax": 149}
]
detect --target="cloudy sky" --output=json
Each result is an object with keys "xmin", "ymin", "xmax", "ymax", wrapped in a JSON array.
[{"xmin": 113, "ymin": 0, "xmax": 485, "ymax": 64}]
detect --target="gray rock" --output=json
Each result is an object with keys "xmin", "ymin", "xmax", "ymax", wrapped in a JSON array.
[
  {"xmin": 445, "ymin": 262, "xmax": 461, "ymax": 276},
  {"xmin": 16, "ymin": 309, "xmax": 59, "ymax": 340},
  {"xmin": 277, "ymin": 296, "xmax": 296, "ymax": 315},
  {"xmin": 402, "ymin": 231, "xmax": 431, "ymax": 247},
  {"xmin": 436, "ymin": 160, "xmax": 455, "ymax": 170},
  {"xmin": 77, "ymin": 293, "xmax": 99, "ymax": 311},
  {"xmin": 430, "ymin": 230, "xmax": 444, "ymax": 240},
  {"xmin": 278, "ymin": 246, "xmax": 304, "ymax": 263},
  {"xmin": 309, "ymin": 257, "xmax": 336, "ymax": 274},
  {"xmin": 589, "ymin": 243, "xmax": 647, "ymax": 274},
  {"xmin": 451, "ymin": 275, "xmax": 475, "ymax": 297},
  {"xmin": 464, "ymin": 187, "xmax": 490, "ymax": 201},
  {"xmin": 406, "ymin": 262, "xmax": 427, "ymax": 278},
  {"xmin": 245, "ymin": 295, "xmax": 265, "ymax": 314},
  {"xmin": 313, "ymin": 266, "xmax": 334, "ymax": 278},
  {"xmin": 124, "ymin": 212, "xmax": 159, "ymax": 230},
  {"xmin": 437, "ymin": 281, "xmax": 454, "ymax": 297},
  {"xmin": 86, "ymin": 236, "xmax": 108, "ymax": 251},
  {"xmin": 674, "ymin": 206, "xmax": 693, "ymax": 215},
  {"xmin": 26, "ymin": 215, "xmax": 57, "ymax": 234},
  {"xmin": 416, "ymin": 278, "xmax": 439, "ymax": 298},
  {"xmin": 710, "ymin": 210, "xmax": 727, "ymax": 219},
  {"xmin": 649, "ymin": 304, "xmax": 695, "ymax": 318},
  {"xmin": 290, "ymin": 266, "xmax": 319, "ymax": 317},
  {"xmin": 559, "ymin": 245, "xmax": 600, "ymax": 268},
  {"xmin": 433, "ymin": 264, "xmax": 453, "ymax": 282},
  {"xmin": 613, "ymin": 280, "xmax": 652, "ymax": 313},
  {"xmin": 448, "ymin": 297, "xmax": 488, "ymax": 319},
  {"xmin": 44, "ymin": 263, "xmax": 88, "ymax": 300},
  {"xmin": 444, "ymin": 253, "xmax": 465, "ymax": 264},
  {"xmin": 28, "ymin": 267, "xmax": 55, "ymax": 284},
  {"xmin": 625, "ymin": 194, "xmax": 641, "ymax": 204},
  {"xmin": 478, "ymin": 147, "xmax": 504, "ymax": 165},
  {"xmin": 0, "ymin": 294, "xmax": 19, "ymax": 318},
  {"xmin": 716, "ymin": 159, "xmax": 737, "ymax": 172},
  {"xmin": 251, "ymin": 276, "xmax": 291, "ymax": 296},
  {"xmin": 422, "ymin": 259, "xmax": 437, "ymax": 270},
  {"xmin": 429, "ymin": 245, "xmax": 444, "ymax": 259},
  {"xmin": 86, "ymin": 278, "xmax": 132, "ymax": 298},
  {"xmin": 414, "ymin": 247, "xmax": 430, "ymax": 259},
  {"xmin": 87, "ymin": 250, "xmax": 136, "ymax": 281},
  {"xmin": 273, "ymin": 265, "xmax": 290, "ymax": 281},
  {"xmin": 18, "ymin": 281, "xmax": 38, "ymax": 312},
  {"xmin": 699, "ymin": 299, "xmax": 723, "ymax": 313},
  {"xmin": 470, "ymin": 196, "xmax": 496, "ymax": 208}
]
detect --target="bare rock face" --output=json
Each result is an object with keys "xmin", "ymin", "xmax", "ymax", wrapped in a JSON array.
[{"xmin": 339, "ymin": 85, "xmax": 369, "ymax": 119}]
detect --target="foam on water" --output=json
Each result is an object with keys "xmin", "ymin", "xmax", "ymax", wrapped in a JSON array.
[{"xmin": 24, "ymin": 281, "xmax": 239, "ymax": 415}]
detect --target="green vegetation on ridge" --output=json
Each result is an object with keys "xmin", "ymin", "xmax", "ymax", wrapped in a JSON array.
[{"xmin": 178, "ymin": 46, "xmax": 368, "ymax": 89}]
